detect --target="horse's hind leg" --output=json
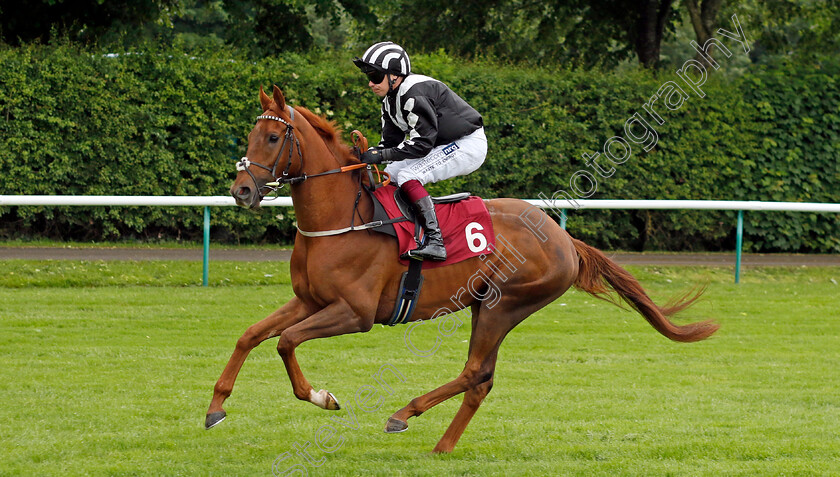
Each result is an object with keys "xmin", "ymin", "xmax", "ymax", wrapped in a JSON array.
[
  {"xmin": 206, "ymin": 297, "xmax": 309, "ymax": 429},
  {"xmin": 432, "ymin": 350, "xmax": 498, "ymax": 453},
  {"xmin": 385, "ymin": 304, "xmax": 508, "ymax": 436}
]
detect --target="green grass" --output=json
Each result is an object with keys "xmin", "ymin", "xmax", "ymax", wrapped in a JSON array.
[
  {"xmin": 0, "ymin": 260, "xmax": 292, "ymax": 287},
  {"xmin": 1, "ymin": 261, "xmax": 839, "ymax": 476},
  {"xmin": 0, "ymin": 239, "xmax": 292, "ymax": 250}
]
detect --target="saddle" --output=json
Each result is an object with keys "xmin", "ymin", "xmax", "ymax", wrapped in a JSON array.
[{"xmin": 368, "ymin": 187, "xmax": 471, "ymax": 239}]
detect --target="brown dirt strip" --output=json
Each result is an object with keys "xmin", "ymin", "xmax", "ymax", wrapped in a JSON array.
[{"xmin": 0, "ymin": 247, "xmax": 838, "ymax": 267}]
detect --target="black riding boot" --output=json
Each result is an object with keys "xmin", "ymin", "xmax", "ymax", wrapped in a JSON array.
[{"xmin": 401, "ymin": 196, "xmax": 447, "ymax": 261}]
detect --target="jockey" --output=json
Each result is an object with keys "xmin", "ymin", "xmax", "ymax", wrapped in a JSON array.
[{"xmin": 353, "ymin": 41, "xmax": 487, "ymax": 262}]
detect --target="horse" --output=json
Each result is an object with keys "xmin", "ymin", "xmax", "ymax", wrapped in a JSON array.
[{"xmin": 206, "ymin": 85, "xmax": 719, "ymax": 453}]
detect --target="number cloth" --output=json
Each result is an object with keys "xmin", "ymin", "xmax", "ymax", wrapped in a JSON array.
[{"xmin": 371, "ymin": 184, "xmax": 495, "ymax": 269}]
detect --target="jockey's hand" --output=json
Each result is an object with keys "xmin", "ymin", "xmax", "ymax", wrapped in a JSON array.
[{"xmin": 360, "ymin": 148, "xmax": 385, "ymax": 164}]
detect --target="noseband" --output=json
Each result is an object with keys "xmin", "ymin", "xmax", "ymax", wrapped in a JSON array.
[{"xmin": 236, "ymin": 105, "xmax": 304, "ymax": 200}]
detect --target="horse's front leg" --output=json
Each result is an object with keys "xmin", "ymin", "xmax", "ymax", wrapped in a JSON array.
[
  {"xmin": 277, "ymin": 298, "xmax": 374, "ymax": 410},
  {"xmin": 206, "ymin": 297, "xmax": 310, "ymax": 429}
]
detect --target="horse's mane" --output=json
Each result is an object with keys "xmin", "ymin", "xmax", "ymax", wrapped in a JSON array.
[{"xmin": 293, "ymin": 106, "xmax": 357, "ymax": 163}]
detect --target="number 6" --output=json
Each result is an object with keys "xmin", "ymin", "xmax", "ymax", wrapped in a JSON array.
[{"xmin": 465, "ymin": 222, "xmax": 488, "ymax": 253}]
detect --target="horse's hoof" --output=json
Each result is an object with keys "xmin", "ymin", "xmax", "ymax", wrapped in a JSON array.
[
  {"xmin": 205, "ymin": 411, "xmax": 226, "ymax": 430},
  {"xmin": 311, "ymin": 389, "xmax": 341, "ymax": 410},
  {"xmin": 325, "ymin": 391, "xmax": 341, "ymax": 411},
  {"xmin": 384, "ymin": 417, "xmax": 408, "ymax": 433}
]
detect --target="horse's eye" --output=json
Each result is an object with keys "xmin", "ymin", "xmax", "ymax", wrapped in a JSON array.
[{"xmin": 269, "ymin": 134, "xmax": 280, "ymax": 144}]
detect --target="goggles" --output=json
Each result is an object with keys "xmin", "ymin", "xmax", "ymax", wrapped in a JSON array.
[
  {"xmin": 365, "ymin": 69, "xmax": 386, "ymax": 84},
  {"xmin": 353, "ymin": 57, "xmax": 389, "ymax": 84}
]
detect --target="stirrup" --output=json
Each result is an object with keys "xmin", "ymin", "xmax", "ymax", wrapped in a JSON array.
[{"xmin": 401, "ymin": 240, "xmax": 447, "ymax": 261}]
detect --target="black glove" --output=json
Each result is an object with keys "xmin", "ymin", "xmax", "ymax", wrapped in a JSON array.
[{"xmin": 360, "ymin": 148, "xmax": 384, "ymax": 164}]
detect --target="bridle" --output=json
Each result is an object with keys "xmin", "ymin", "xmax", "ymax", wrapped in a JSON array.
[
  {"xmin": 235, "ymin": 105, "xmax": 368, "ymax": 201},
  {"xmin": 235, "ymin": 106, "xmax": 304, "ymax": 200}
]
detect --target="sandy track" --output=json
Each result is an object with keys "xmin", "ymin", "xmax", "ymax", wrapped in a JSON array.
[{"xmin": 1, "ymin": 247, "xmax": 839, "ymax": 267}]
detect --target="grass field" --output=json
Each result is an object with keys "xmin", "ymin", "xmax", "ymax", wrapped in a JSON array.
[{"xmin": 1, "ymin": 259, "xmax": 838, "ymax": 476}]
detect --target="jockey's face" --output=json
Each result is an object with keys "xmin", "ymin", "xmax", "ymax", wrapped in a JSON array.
[{"xmin": 369, "ymin": 73, "xmax": 402, "ymax": 98}]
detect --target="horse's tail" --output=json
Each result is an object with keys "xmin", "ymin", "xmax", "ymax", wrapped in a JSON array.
[{"xmin": 570, "ymin": 238, "xmax": 719, "ymax": 342}]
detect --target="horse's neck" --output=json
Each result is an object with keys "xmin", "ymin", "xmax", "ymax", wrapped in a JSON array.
[{"xmin": 289, "ymin": 152, "xmax": 369, "ymax": 234}]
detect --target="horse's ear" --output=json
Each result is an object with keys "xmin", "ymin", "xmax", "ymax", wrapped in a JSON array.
[
  {"xmin": 259, "ymin": 86, "xmax": 272, "ymax": 112},
  {"xmin": 272, "ymin": 85, "xmax": 287, "ymax": 111}
]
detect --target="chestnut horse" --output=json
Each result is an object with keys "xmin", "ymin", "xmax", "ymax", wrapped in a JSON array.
[{"xmin": 206, "ymin": 85, "xmax": 718, "ymax": 453}]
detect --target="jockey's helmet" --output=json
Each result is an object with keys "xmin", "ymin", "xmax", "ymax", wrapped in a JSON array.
[{"xmin": 353, "ymin": 42, "xmax": 411, "ymax": 81}]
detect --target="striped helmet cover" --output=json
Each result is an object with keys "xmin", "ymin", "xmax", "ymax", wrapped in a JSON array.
[{"xmin": 357, "ymin": 42, "xmax": 411, "ymax": 76}]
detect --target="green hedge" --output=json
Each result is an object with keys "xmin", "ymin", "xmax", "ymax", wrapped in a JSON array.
[{"xmin": 1, "ymin": 44, "xmax": 838, "ymax": 251}]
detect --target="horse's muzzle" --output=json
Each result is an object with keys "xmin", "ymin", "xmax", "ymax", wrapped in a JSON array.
[{"xmin": 230, "ymin": 183, "xmax": 261, "ymax": 208}]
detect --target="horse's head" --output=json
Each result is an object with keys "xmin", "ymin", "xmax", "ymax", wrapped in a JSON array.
[{"xmin": 230, "ymin": 85, "xmax": 301, "ymax": 208}]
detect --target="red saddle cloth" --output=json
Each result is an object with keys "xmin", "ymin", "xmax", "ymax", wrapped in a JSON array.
[{"xmin": 371, "ymin": 185, "xmax": 495, "ymax": 269}]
